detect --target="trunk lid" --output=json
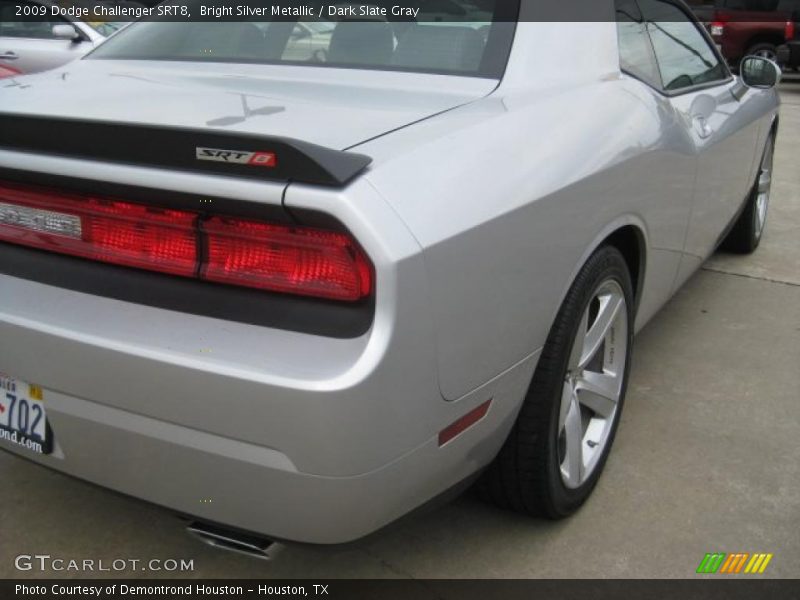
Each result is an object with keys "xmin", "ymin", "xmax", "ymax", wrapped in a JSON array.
[{"xmin": 0, "ymin": 60, "xmax": 497, "ymax": 151}]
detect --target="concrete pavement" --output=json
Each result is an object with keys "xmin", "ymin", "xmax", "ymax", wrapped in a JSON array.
[{"xmin": 1, "ymin": 81, "xmax": 798, "ymax": 580}]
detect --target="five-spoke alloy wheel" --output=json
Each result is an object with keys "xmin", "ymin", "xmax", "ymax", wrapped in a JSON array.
[
  {"xmin": 482, "ymin": 245, "xmax": 634, "ymax": 518},
  {"xmin": 558, "ymin": 279, "xmax": 628, "ymax": 489}
]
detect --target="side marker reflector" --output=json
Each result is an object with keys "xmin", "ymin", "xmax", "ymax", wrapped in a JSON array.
[{"xmin": 438, "ymin": 399, "xmax": 492, "ymax": 447}]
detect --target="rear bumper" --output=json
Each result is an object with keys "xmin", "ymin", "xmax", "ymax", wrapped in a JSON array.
[
  {"xmin": 0, "ymin": 269, "xmax": 536, "ymax": 544},
  {"xmin": 0, "ymin": 359, "xmax": 533, "ymax": 544}
]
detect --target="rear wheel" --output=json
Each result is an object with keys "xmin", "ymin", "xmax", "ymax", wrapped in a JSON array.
[
  {"xmin": 722, "ymin": 133, "xmax": 775, "ymax": 253},
  {"xmin": 480, "ymin": 245, "xmax": 634, "ymax": 518}
]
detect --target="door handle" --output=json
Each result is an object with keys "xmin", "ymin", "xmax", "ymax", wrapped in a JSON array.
[
  {"xmin": 693, "ymin": 115, "xmax": 713, "ymax": 140},
  {"xmin": 0, "ymin": 51, "xmax": 19, "ymax": 60}
]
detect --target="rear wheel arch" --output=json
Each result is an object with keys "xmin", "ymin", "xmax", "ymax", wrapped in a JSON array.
[
  {"xmin": 540, "ymin": 220, "xmax": 649, "ymax": 354},
  {"xmin": 603, "ymin": 225, "xmax": 646, "ymax": 313},
  {"xmin": 564, "ymin": 222, "xmax": 647, "ymax": 323}
]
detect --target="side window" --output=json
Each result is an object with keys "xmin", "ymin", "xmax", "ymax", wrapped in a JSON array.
[
  {"xmin": 615, "ymin": 0, "xmax": 663, "ymax": 89},
  {"xmin": 638, "ymin": 0, "xmax": 728, "ymax": 91},
  {"xmin": 0, "ymin": 1, "xmax": 67, "ymax": 40}
]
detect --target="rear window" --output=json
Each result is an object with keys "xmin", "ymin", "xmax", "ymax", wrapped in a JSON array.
[{"xmin": 88, "ymin": 1, "xmax": 519, "ymax": 78}]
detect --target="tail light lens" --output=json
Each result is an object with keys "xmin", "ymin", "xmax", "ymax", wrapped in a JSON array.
[
  {"xmin": 710, "ymin": 21, "xmax": 725, "ymax": 37},
  {"xmin": 787, "ymin": 21, "xmax": 796, "ymax": 42},
  {"xmin": 203, "ymin": 217, "xmax": 372, "ymax": 301},
  {"xmin": 0, "ymin": 181, "xmax": 372, "ymax": 301},
  {"xmin": 0, "ymin": 183, "xmax": 197, "ymax": 276}
]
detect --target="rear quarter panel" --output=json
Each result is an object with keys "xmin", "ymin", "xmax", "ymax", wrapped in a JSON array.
[{"xmin": 359, "ymin": 77, "xmax": 699, "ymax": 400}]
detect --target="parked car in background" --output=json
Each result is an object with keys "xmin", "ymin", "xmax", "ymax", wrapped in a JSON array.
[
  {"xmin": 0, "ymin": 0, "xmax": 781, "ymax": 550},
  {"xmin": 703, "ymin": 0, "xmax": 800, "ymax": 65},
  {"xmin": 0, "ymin": 0, "xmax": 130, "ymax": 74}
]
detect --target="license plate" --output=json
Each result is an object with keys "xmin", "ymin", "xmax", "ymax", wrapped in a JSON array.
[{"xmin": 0, "ymin": 374, "xmax": 52, "ymax": 455}]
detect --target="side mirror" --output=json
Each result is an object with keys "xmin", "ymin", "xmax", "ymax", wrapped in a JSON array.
[
  {"xmin": 740, "ymin": 56, "xmax": 781, "ymax": 89},
  {"xmin": 51, "ymin": 24, "xmax": 81, "ymax": 42}
]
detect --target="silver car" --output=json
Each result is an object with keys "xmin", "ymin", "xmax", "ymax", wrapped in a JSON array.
[
  {"xmin": 0, "ymin": 0, "xmax": 128, "ymax": 74},
  {"xmin": 0, "ymin": 0, "xmax": 780, "ymax": 550}
]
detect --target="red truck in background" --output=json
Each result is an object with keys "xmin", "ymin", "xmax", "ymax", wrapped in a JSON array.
[{"xmin": 691, "ymin": 0, "xmax": 799, "ymax": 66}]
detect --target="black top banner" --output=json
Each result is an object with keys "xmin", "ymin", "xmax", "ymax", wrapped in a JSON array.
[{"xmin": 1, "ymin": 0, "xmax": 797, "ymax": 23}]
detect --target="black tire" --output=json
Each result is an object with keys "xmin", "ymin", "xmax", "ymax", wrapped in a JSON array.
[
  {"xmin": 479, "ymin": 245, "xmax": 635, "ymax": 518},
  {"xmin": 722, "ymin": 133, "xmax": 775, "ymax": 254}
]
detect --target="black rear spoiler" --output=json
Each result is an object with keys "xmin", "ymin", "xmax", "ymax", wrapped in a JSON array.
[{"xmin": 0, "ymin": 114, "xmax": 372, "ymax": 187}]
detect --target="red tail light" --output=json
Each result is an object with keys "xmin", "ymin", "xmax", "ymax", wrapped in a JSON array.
[
  {"xmin": 0, "ymin": 181, "xmax": 372, "ymax": 301},
  {"xmin": 787, "ymin": 21, "xmax": 796, "ymax": 41},
  {"xmin": 203, "ymin": 216, "xmax": 372, "ymax": 301},
  {"xmin": 0, "ymin": 183, "xmax": 197, "ymax": 276}
]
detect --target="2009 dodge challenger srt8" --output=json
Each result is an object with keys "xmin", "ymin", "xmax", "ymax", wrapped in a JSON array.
[{"xmin": 0, "ymin": 0, "xmax": 780, "ymax": 548}]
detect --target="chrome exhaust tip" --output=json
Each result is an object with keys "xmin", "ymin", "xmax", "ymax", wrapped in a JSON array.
[{"xmin": 187, "ymin": 522, "xmax": 283, "ymax": 560}]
